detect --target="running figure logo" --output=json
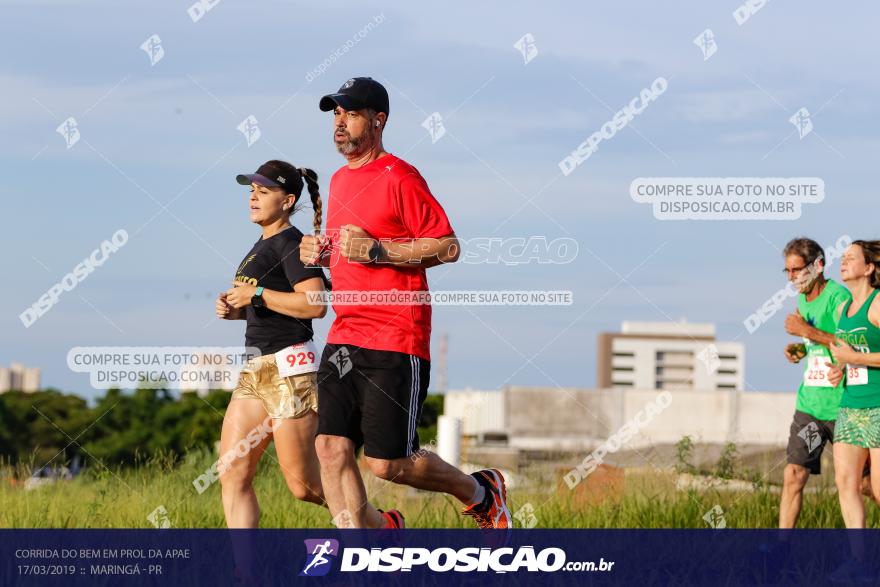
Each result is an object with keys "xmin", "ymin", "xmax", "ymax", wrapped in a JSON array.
[
  {"xmin": 299, "ymin": 539, "xmax": 339, "ymax": 577},
  {"xmin": 237, "ymin": 115, "xmax": 262, "ymax": 147},
  {"xmin": 140, "ymin": 34, "xmax": 165, "ymax": 66},
  {"xmin": 702, "ymin": 505, "xmax": 727, "ymax": 529},
  {"xmin": 693, "ymin": 29, "xmax": 717, "ymax": 61},
  {"xmin": 513, "ymin": 33, "xmax": 538, "ymax": 65},
  {"xmin": 56, "ymin": 117, "xmax": 80, "ymax": 149},
  {"xmin": 146, "ymin": 505, "xmax": 172, "ymax": 528},
  {"xmin": 789, "ymin": 107, "xmax": 813, "ymax": 139},
  {"xmin": 798, "ymin": 421, "xmax": 823, "ymax": 453},
  {"xmin": 421, "ymin": 112, "xmax": 446, "ymax": 144},
  {"xmin": 514, "ymin": 502, "xmax": 538, "ymax": 528},
  {"xmin": 697, "ymin": 344, "xmax": 721, "ymax": 375},
  {"xmin": 329, "ymin": 346, "xmax": 352, "ymax": 378}
]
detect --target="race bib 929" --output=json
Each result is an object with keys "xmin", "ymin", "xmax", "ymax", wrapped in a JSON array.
[{"xmin": 275, "ymin": 341, "xmax": 319, "ymax": 377}]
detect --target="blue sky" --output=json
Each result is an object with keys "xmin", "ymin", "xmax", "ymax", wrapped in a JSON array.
[{"xmin": 2, "ymin": 1, "xmax": 879, "ymax": 400}]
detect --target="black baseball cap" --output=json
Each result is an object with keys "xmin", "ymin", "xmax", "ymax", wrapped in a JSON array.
[
  {"xmin": 319, "ymin": 77, "xmax": 389, "ymax": 116},
  {"xmin": 236, "ymin": 160, "xmax": 304, "ymax": 196}
]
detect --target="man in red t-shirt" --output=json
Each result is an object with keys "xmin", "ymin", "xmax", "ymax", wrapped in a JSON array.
[{"xmin": 301, "ymin": 77, "xmax": 511, "ymax": 529}]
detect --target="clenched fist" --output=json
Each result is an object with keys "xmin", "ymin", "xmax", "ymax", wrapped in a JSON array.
[
  {"xmin": 225, "ymin": 281, "xmax": 256, "ymax": 309},
  {"xmin": 216, "ymin": 292, "xmax": 242, "ymax": 320},
  {"xmin": 784, "ymin": 343, "xmax": 806, "ymax": 364},
  {"xmin": 338, "ymin": 224, "xmax": 376, "ymax": 263},
  {"xmin": 830, "ymin": 339, "xmax": 860, "ymax": 365},
  {"xmin": 784, "ymin": 310, "xmax": 809, "ymax": 338},
  {"xmin": 301, "ymin": 234, "xmax": 331, "ymax": 266}
]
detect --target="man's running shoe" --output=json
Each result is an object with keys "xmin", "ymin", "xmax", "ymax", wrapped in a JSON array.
[
  {"xmin": 377, "ymin": 509, "xmax": 405, "ymax": 529},
  {"xmin": 462, "ymin": 468, "xmax": 512, "ymax": 529}
]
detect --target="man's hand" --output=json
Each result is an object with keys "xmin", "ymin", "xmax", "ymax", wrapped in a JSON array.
[
  {"xmin": 301, "ymin": 234, "xmax": 330, "ymax": 266},
  {"xmin": 225, "ymin": 281, "xmax": 257, "ymax": 309},
  {"xmin": 784, "ymin": 310, "xmax": 809, "ymax": 338},
  {"xmin": 784, "ymin": 343, "xmax": 807, "ymax": 364},
  {"xmin": 826, "ymin": 362, "xmax": 845, "ymax": 387},
  {"xmin": 338, "ymin": 224, "xmax": 376, "ymax": 263}
]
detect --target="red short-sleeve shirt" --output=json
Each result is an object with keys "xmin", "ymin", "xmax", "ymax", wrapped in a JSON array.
[{"xmin": 325, "ymin": 154, "xmax": 453, "ymax": 360}]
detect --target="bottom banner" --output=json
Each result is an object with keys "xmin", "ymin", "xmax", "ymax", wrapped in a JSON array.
[{"xmin": 2, "ymin": 529, "xmax": 878, "ymax": 585}]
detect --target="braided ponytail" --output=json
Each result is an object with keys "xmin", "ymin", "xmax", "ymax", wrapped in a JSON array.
[
  {"xmin": 299, "ymin": 167, "xmax": 322, "ymax": 235},
  {"xmin": 297, "ymin": 166, "xmax": 332, "ymax": 290}
]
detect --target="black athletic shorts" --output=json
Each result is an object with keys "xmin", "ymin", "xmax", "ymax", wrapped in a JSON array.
[
  {"xmin": 786, "ymin": 410, "xmax": 871, "ymax": 476},
  {"xmin": 787, "ymin": 410, "xmax": 835, "ymax": 474},
  {"xmin": 316, "ymin": 343, "xmax": 430, "ymax": 460}
]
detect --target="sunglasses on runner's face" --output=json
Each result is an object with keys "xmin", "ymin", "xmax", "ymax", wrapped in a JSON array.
[{"xmin": 782, "ymin": 265, "xmax": 809, "ymax": 275}]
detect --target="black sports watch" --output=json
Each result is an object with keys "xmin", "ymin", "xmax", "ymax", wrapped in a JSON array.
[{"xmin": 251, "ymin": 286, "xmax": 265, "ymax": 309}]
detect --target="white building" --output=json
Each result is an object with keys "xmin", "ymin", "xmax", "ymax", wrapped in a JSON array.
[
  {"xmin": 0, "ymin": 363, "xmax": 42, "ymax": 393},
  {"xmin": 597, "ymin": 321, "xmax": 744, "ymax": 391}
]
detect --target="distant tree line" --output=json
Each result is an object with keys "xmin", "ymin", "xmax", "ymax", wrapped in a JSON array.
[{"xmin": 0, "ymin": 389, "xmax": 442, "ymax": 473}]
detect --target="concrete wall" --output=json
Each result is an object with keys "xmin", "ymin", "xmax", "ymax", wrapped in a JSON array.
[
  {"xmin": 443, "ymin": 390, "xmax": 506, "ymax": 437},
  {"xmin": 444, "ymin": 386, "xmax": 797, "ymax": 450}
]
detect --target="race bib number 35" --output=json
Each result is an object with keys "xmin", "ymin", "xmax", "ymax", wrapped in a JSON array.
[
  {"xmin": 845, "ymin": 344, "xmax": 870, "ymax": 386},
  {"xmin": 275, "ymin": 341, "xmax": 319, "ymax": 377},
  {"xmin": 847, "ymin": 364, "xmax": 869, "ymax": 386}
]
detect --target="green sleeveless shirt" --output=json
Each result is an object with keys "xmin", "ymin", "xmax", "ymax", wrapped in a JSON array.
[{"xmin": 837, "ymin": 289, "xmax": 880, "ymax": 409}]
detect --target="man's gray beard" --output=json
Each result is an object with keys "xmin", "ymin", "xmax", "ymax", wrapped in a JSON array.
[
  {"xmin": 336, "ymin": 133, "xmax": 372, "ymax": 156},
  {"xmin": 336, "ymin": 141, "xmax": 358, "ymax": 155}
]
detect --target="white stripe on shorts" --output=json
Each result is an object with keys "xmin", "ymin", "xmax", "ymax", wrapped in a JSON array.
[
  {"xmin": 413, "ymin": 356, "xmax": 420, "ymax": 453},
  {"xmin": 407, "ymin": 355, "xmax": 419, "ymax": 456}
]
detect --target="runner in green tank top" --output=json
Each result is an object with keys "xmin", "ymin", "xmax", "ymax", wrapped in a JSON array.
[
  {"xmin": 826, "ymin": 240, "xmax": 880, "ymax": 529},
  {"xmin": 778, "ymin": 238, "xmax": 851, "ymax": 528},
  {"xmin": 835, "ymin": 289, "xmax": 880, "ymax": 411}
]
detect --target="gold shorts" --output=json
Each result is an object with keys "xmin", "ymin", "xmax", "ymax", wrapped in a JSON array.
[{"xmin": 230, "ymin": 354, "xmax": 318, "ymax": 419}]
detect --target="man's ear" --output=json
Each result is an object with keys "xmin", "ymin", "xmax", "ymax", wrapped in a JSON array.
[{"xmin": 375, "ymin": 112, "xmax": 387, "ymax": 129}]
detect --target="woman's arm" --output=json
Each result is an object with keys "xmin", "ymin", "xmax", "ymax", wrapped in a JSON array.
[
  {"xmin": 224, "ymin": 277, "xmax": 327, "ymax": 319},
  {"xmin": 831, "ymin": 344, "xmax": 880, "ymax": 368},
  {"xmin": 829, "ymin": 295, "xmax": 880, "ymax": 367},
  {"xmin": 264, "ymin": 276, "xmax": 327, "ymax": 319}
]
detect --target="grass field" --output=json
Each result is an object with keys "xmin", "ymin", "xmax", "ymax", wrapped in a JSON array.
[{"xmin": 3, "ymin": 448, "xmax": 878, "ymax": 529}]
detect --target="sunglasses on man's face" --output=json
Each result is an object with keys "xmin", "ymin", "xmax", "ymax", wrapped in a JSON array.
[{"xmin": 782, "ymin": 265, "xmax": 809, "ymax": 275}]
